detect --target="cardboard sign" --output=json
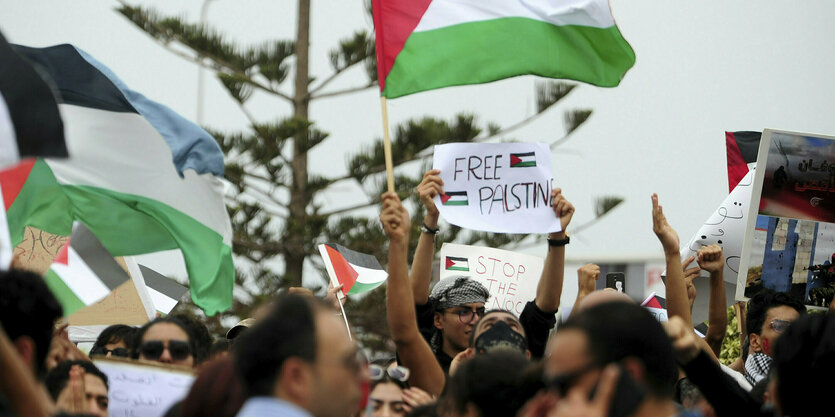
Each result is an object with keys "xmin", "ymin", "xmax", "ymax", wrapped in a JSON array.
[
  {"xmin": 737, "ymin": 129, "xmax": 835, "ymax": 308},
  {"xmin": 439, "ymin": 243, "xmax": 543, "ymax": 315},
  {"xmin": 432, "ymin": 142, "xmax": 560, "ymax": 234},
  {"xmin": 94, "ymin": 357, "xmax": 194, "ymax": 417}
]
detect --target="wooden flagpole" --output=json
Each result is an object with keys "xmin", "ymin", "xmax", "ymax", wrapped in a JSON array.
[
  {"xmin": 380, "ymin": 97, "xmax": 395, "ymax": 193},
  {"xmin": 337, "ymin": 293, "xmax": 352, "ymax": 341}
]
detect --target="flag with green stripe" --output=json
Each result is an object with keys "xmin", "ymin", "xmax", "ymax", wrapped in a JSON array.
[
  {"xmin": 44, "ymin": 223, "xmax": 131, "ymax": 316},
  {"xmin": 318, "ymin": 243, "xmax": 388, "ymax": 296},
  {"xmin": 373, "ymin": 0, "xmax": 636, "ymax": 98}
]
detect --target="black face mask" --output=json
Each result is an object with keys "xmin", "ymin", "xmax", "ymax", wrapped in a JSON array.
[{"xmin": 473, "ymin": 320, "xmax": 527, "ymax": 355}]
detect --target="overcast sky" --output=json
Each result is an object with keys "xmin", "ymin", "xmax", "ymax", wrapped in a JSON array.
[{"xmin": 3, "ymin": 1, "xmax": 835, "ymax": 286}]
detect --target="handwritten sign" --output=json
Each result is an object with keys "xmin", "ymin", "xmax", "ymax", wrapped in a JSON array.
[
  {"xmin": 681, "ymin": 168, "xmax": 755, "ymax": 284},
  {"xmin": 432, "ymin": 142, "xmax": 559, "ymax": 234},
  {"xmin": 439, "ymin": 243, "xmax": 543, "ymax": 315},
  {"xmin": 94, "ymin": 358, "xmax": 194, "ymax": 417}
]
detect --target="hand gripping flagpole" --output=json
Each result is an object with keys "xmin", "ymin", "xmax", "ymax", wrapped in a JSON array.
[{"xmin": 380, "ymin": 97, "xmax": 396, "ymax": 193}]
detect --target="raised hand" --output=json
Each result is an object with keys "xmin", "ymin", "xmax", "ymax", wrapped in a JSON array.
[
  {"xmin": 697, "ymin": 244, "xmax": 725, "ymax": 274},
  {"xmin": 577, "ymin": 263, "xmax": 600, "ymax": 296},
  {"xmin": 550, "ymin": 365, "xmax": 620, "ymax": 417},
  {"xmin": 552, "ymin": 188, "xmax": 575, "ymax": 233},
  {"xmin": 380, "ymin": 192, "xmax": 411, "ymax": 245},
  {"xmin": 651, "ymin": 194, "xmax": 679, "ymax": 255},
  {"xmin": 663, "ymin": 316, "xmax": 701, "ymax": 364},
  {"xmin": 417, "ymin": 169, "xmax": 443, "ymax": 225}
]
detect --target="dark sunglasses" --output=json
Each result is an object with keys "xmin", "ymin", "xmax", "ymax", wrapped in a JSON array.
[
  {"xmin": 138, "ymin": 340, "xmax": 192, "ymax": 361},
  {"xmin": 544, "ymin": 363, "xmax": 598, "ymax": 395},
  {"xmin": 369, "ymin": 364, "xmax": 410, "ymax": 382},
  {"xmin": 90, "ymin": 346, "xmax": 129, "ymax": 358}
]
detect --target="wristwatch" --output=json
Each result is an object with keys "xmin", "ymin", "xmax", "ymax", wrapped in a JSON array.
[
  {"xmin": 547, "ymin": 234, "xmax": 570, "ymax": 247},
  {"xmin": 421, "ymin": 223, "xmax": 439, "ymax": 235}
]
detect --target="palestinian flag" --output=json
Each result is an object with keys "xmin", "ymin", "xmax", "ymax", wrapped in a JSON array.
[
  {"xmin": 440, "ymin": 191, "xmax": 468, "ymax": 206},
  {"xmin": 510, "ymin": 152, "xmax": 536, "ymax": 168},
  {"xmin": 43, "ymin": 223, "xmax": 131, "ymax": 316},
  {"xmin": 726, "ymin": 131, "xmax": 761, "ymax": 192},
  {"xmin": 318, "ymin": 244, "xmax": 388, "ymax": 296},
  {"xmin": 444, "ymin": 256, "xmax": 469, "ymax": 272},
  {"xmin": 372, "ymin": 0, "xmax": 636, "ymax": 98},
  {"xmin": 0, "ymin": 44, "xmax": 233, "ymax": 315},
  {"xmin": 139, "ymin": 265, "xmax": 188, "ymax": 314},
  {"xmin": 0, "ymin": 30, "xmax": 66, "ymax": 169},
  {"xmin": 640, "ymin": 292, "xmax": 668, "ymax": 322}
]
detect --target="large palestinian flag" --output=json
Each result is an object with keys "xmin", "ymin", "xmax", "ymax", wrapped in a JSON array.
[
  {"xmin": 0, "ymin": 31, "xmax": 66, "ymax": 169},
  {"xmin": 318, "ymin": 244, "xmax": 388, "ymax": 296},
  {"xmin": 372, "ymin": 0, "xmax": 636, "ymax": 98},
  {"xmin": 0, "ymin": 44, "xmax": 233, "ymax": 315}
]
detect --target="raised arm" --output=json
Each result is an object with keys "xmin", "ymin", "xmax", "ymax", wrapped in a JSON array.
[
  {"xmin": 381, "ymin": 192, "xmax": 445, "ymax": 395},
  {"xmin": 410, "ymin": 170, "xmax": 443, "ymax": 305},
  {"xmin": 698, "ymin": 244, "xmax": 728, "ymax": 357},
  {"xmin": 573, "ymin": 263, "xmax": 601, "ymax": 310},
  {"xmin": 653, "ymin": 195, "xmax": 718, "ymax": 360},
  {"xmin": 652, "ymin": 194, "xmax": 692, "ymax": 326},
  {"xmin": 535, "ymin": 188, "xmax": 574, "ymax": 312}
]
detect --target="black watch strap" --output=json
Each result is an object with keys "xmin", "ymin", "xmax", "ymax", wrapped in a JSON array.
[{"xmin": 547, "ymin": 235, "xmax": 570, "ymax": 247}]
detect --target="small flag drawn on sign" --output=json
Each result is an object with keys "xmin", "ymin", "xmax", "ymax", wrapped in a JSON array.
[
  {"xmin": 510, "ymin": 152, "xmax": 536, "ymax": 168},
  {"xmin": 445, "ymin": 256, "xmax": 469, "ymax": 272},
  {"xmin": 441, "ymin": 191, "xmax": 468, "ymax": 206}
]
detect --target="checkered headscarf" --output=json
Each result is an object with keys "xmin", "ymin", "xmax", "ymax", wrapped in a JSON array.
[{"xmin": 429, "ymin": 276, "xmax": 490, "ymax": 310}]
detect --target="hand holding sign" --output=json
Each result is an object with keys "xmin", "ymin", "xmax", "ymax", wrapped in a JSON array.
[
  {"xmin": 432, "ymin": 143, "xmax": 560, "ymax": 234},
  {"xmin": 551, "ymin": 188, "xmax": 575, "ymax": 235},
  {"xmin": 417, "ymin": 169, "xmax": 443, "ymax": 225}
]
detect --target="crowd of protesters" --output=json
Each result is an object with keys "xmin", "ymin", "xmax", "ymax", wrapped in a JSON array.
[{"xmin": 1, "ymin": 169, "xmax": 834, "ymax": 417}]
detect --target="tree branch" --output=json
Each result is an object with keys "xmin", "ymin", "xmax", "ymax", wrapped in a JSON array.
[
  {"xmin": 311, "ymin": 82, "xmax": 376, "ymax": 99},
  {"xmin": 318, "ymin": 199, "xmax": 379, "ymax": 217}
]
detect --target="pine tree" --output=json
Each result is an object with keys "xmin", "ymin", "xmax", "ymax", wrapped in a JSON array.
[{"xmin": 116, "ymin": 1, "xmax": 622, "ymax": 349}]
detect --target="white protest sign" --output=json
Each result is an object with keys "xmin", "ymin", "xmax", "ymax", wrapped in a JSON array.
[
  {"xmin": 439, "ymin": 243, "xmax": 543, "ymax": 315},
  {"xmin": 681, "ymin": 167, "xmax": 755, "ymax": 284},
  {"xmin": 93, "ymin": 358, "xmax": 194, "ymax": 417},
  {"xmin": 432, "ymin": 142, "xmax": 559, "ymax": 234}
]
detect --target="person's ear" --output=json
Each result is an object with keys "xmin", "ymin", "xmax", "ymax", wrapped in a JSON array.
[
  {"xmin": 434, "ymin": 311, "xmax": 444, "ymax": 331},
  {"xmin": 13, "ymin": 336, "xmax": 36, "ymax": 371},
  {"xmin": 749, "ymin": 333, "xmax": 763, "ymax": 353},
  {"xmin": 275, "ymin": 357, "xmax": 313, "ymax": 405},
  {"xmin": 621, "ymin": 357, "xmax": 645, "ymax": 384}
]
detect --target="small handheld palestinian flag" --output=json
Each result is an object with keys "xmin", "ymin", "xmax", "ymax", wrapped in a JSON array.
[
  {"xmin": 318, "ymin": 244, "xmax": 388, "ymax": 296},
  {"xmin": 43, "ymin": 223, "xmax": 131, "ymax": 316},
  {"xmin": 510, "ymin": 152, "xmax": 536, "ymax": 168},
  {"xmin": 440, "ymin": 191, "xmax": 468, "ymax": 206},
  {"xmin": 138, "ymin": 265, "xmax": 188, "ymax": 315},
  {"xmin": 640, "ymin": 292, "xmax": 668, "ymax": 322},
  {"xmin": 444, "ymin": 256, "xmax": 469, "ymax": 272}
]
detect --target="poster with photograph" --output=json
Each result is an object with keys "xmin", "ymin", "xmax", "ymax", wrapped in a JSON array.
[{"xmin": 736, "ymin": 129, "xmax": 835, "ymax": 307}]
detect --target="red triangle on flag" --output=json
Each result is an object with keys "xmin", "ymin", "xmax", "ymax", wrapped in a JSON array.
[
  {"xmin": 445, "ymin": 257, "xmax": 455, "ymax": 269},
  {"xmin": 510, "ymin": 154, "xmax": 522, "ymax": 166},
  {"xmin": 0, "ymin": 159, "xmax": 36, "ymax": 210},
  {"xmin": 325, "ymin": 245, "xmax": 360, "ymax": 295},
  {"xmin": 645, "ymin": 296, "xmax": 663, "ymax": 309},
  {"xmin": 53, "ymin": 236, "xmax": 71, "ymax": 265},
  {"xmin": 440, "ymin": 193, "xmax": 451, "ymax": 204}
]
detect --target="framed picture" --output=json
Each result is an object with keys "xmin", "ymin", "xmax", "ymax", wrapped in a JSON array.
[{"xmin": 736, "ymin": 129, "xmax": 835, "ymax": 308}]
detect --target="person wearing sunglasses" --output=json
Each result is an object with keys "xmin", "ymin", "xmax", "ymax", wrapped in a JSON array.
[
  {"xmin": 89, "ymin": 324, "xmax": 136, "ymax": 359},
  {"xmin": 131, "ymin": 317, "xmax": 196, "ymax": 367},
  {"xmin": 367, "ymin": 359, "xmax": 435, "ymax": 417},
  {"xmin": 743, "ymin": 289, "xmax": 806, "ymax": 385}
]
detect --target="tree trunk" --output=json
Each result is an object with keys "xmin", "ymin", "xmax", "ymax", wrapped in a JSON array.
[{"xmin": 285, "ymin": 0, "xmax": 311, "ymax": 287}]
